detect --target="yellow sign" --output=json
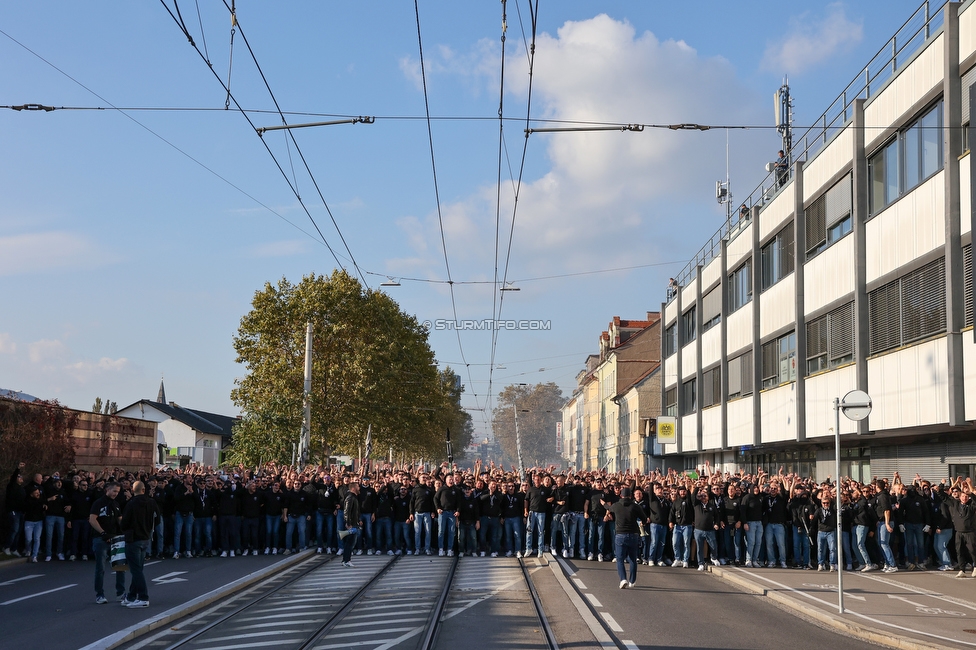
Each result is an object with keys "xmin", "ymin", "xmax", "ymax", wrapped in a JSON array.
[{"xmin": 656, "ymin": 417, "xmax": 677, "ymax": 443}]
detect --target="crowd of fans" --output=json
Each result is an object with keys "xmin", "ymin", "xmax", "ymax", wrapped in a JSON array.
[{"xmin": 4, "ymin": 459, "xmax": 975, "ymax": 579}]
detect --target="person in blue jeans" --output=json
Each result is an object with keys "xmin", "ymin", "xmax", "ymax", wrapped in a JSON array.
[
  {"xmin": 89, "ymin": 483, "xmax": 125, "ymax": 603},
  {"xmin": 606, "ymin": 487, "xmax": 644, "ymax": 588},
  {"xmin": 669, "ymin": 485, "xmax": 695, "ymax": 567},
  {"xmin": 813, "ymin": 496, "xmax": 838, "ymax": 570}
]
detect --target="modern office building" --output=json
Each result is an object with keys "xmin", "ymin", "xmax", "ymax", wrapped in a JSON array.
[{"xmin": 660, "ymin": 0, "xmax": 976, "ymax": 481}]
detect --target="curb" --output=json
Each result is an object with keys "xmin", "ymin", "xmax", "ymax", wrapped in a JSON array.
[
  {"xmin": 708, "ymin": 566, "xmax": 960, "ymax": 650},
  {"xmin": 79, "ymin": 549, "xmax": 316, "ymax": 650},
  {"xmin": 546, "ymin": 556, "xmax": 621, "ymax": 650}
]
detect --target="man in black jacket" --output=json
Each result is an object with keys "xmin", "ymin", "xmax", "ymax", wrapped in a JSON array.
[
  {"xmin": 341, "ymin": 482, "xmax": 362, "ymax": 566},
  {"xmin": 217, "ymin": 479, "xmax": 242, "ymax": 557},
  {"xmin": 121, "ymin": 481, "xmax": 161, "ymax": 607},
  {"xmin": 669, "ymin": 485, "xmax": 694, "ymax": 568},
  {"xmin": 763, "ymin": 483, "xmax": 790, "ymax": 568},
  {"xmin": 645, "ymin": 483, "xmax": 670, "ymax": 566},
  {"xmin": 4, "ymin": 462, "xmax": 26, "ymax": 557},
  {"xmin": 409, "ymin": 475, "xmax": 435, "ymax": 556},
  {"xmin": 607, "ymin": 487, "xmax": 646, "ymax": 588},
  {"xmin": 90, "ymin": 483, "xmax": 125, "ymax": 604}
]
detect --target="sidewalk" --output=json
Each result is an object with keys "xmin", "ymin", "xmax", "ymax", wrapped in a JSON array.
[{"xmin": 711, "ymin": 563, "xmax": 976, "ymax": 650}]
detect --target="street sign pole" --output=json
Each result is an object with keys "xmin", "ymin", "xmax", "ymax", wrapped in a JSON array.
[{"xmin": 834, "ymin": 389, "xmax": 872, "ymax": 615}]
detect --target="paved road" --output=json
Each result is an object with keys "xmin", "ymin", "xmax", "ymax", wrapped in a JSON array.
[
  {"xmin": 559, "ymin": 558, "xmax": 879, "ymax": 649},
  {"xmin": 0, "ymin": 553, "xmax": 305, "ymax": 650}
]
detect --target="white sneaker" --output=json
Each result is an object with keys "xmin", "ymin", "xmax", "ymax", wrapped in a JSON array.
[
  {"xmin": 283, "ymin": 549, "xmax": 291, "ymax": 556},
  {"xmin": 598, "ymin": 554, "xmax": 604, "ymax": 562},
  {"xmin": 354, "ymin": 550, "xmax": 362, "ymax": 556},
  {"xmin": 367, "ymin": 549, "xmax": 374, "ymax": 555},
  {"xmin": 619, "ymin": 579, "xmax": 628, "ymax": 589},
  {"xmin": 682, "ymin": 561, "xmax": 690, "ymax": 568},
  {"xmin": 57, "ymin": 553, "xmax": 65, "ymax": 561},
  {"xmin": 185, "ymin": 551, "xmax": 193, "ymax": 558},
  {"xmin": 516, "ymin": 552, "xmax": 523, "ymax": 558},
  {"xmin": 342, "ymin": 561, "xmax": 355, "ymax": 567},
  {"xmin": 505, "ymin": 551, "xmax": 513, "ymax": 557},
  {"xmin": 229, "ymin": 551, "xmax": 235, "ymax": 557},
  {"xmin": 407, "ymin": 550, "xmax": 414, "ymax": 555},
  {"xmin": 445, "ymin": 550, "xmax": 452, "ymax": 557},
  {"xmin": 173, "ymin": 552, "xmax": 180, "ymax": 559},
  {"xmin": 125, "ymin": 599, "xmax": 149, "ymax": 608},
  {"xmin": 480, "ymin": 552, "xmax": 486, "ymax": 557},
  {"xmin": 744, "ymin": 560, "xmax": 753, "ymax": 568},
  {"xmin": 316, "ymin": 547, "xmax": 323, "ymax": 554},
  {"xmin": 711, "ymin": 558, "xmax": 720, "ymax": 566},
  {"xmin": 562, "ymin": 549, "xmax": 569, "ymax": 558},
  {"xmin": 220, "ymin": 551, "xmax": 228, "ymax": 558},
  {"xmin": 491, "ymin": 552, "xmax": 498, "ymax": 557},
  {"xmin": 387, "ymin": 550, "xmax": 394, "ymax": 556},
  {"xmin": 628, "ymin": 581, "xmax": 636, "ymax": 588},
  {"xmin": 81, "ymin": 554, "xmax": 88, "ymax": 561},
  {"xmin": 272, "ymin": 548, "xmax": 277, "ymax": 555},
  {"xmin": 698, "ymin": 565, "xmax": 706, "ymax": 571},
  {"xmin": 263, "ymin": 548, "xmax": 270, "ymax": 555},
  {"xmin": 587, "ymin": 553, "xmax": 594, "ymax": 561}
]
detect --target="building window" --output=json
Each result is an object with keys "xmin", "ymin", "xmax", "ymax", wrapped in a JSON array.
[
  {"xmin": 701, "ymin": 367, "xmax": 721, "ymax": 408},
  {"xmin": 727, "ymin": 350, "xmax": 753, "ymax": 400},
  {"xmin": 761, "ymin": 331, "xmax": 796, "ymax": 389},
  {"xmin": 681, "ymin": 379, "xmax": 696, "ymax": 416},
  {"xmin": 761, "ymin": 222, "xmax": 795, "ymax": 291},
  {"xmin": 664, "ymin": 323, "xmax": 677, "ymax": 357},
  {"xmin": 807, "ymin": 174, "xmax": 853, "ymax": 259},
  {"xmin": 681, "ymin": 306, "xmax": 697, "ymax": 345},
  {"xmin": 701, "ymin": 287, "xmax": 721, "ymax": 333},
  {"xmin": 806, "ymin": 302, "xmax": 855, "ymax": 374},
  {"xmin": 869, "ymin": 102, "xmax": 943, "ymax": 215},
  {"xmin": 665, "ymin": 387, "xmax": 677, "ymax": 417},
  {"xmin": 868, "ymin": 257, "xmax": 946, "ymax": 354},
  {"xmin": 728, "ymin": 260, "xmax": 752, "ymax": 313}
]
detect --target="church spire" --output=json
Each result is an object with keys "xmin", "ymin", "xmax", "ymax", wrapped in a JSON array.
[{"xmin": 157, "ymin": 376, "xmax": 166, "ymax": 405}]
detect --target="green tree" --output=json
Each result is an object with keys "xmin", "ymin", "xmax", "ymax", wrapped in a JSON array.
[
  {"xmin": 230, "ymin": 270, "xmax": 465, "ymax": 465},
  {"xmin": 0, "ymin": 398, "xmax": 77, "ymax": 481},
  {"xmin": 491, "ymin": 382, "xmax": 564, "ymax": 468}
]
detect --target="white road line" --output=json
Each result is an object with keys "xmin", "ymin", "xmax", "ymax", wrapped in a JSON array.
[
  {"xmin": 0, "ymin": 574, "xmax": 42, "ymax": 587},
  {"xmin": 0, "ymin": 583, "xmax": 76, "ymax": 605},
  {"xmin": 737, "ymin": 568, "xmax": 976, "ymax": 647},
  {"xmin": 585, "ymin": 593, "xmax": 603, "ymax": 608},
  {"xmin": 622, "ymin": 641, "xmax": 639, "ymax": 650},
  {"xmin": 601, "ymin": 612, "xmax": 623, "ymax": 632},
  {"xmin": 855, "ymin": 573, "xmax": 976, "ymax": 611},
  {"xmin": 145, "ymin": 560, "xmax": 161, "ymax": 566},
  {"xmin": 573, "ymin": 578, "xmax": 587, "ymax": 590},
  {"xmin": 198, "ymin": 639, "xmax": 301, "ymax": 650}
]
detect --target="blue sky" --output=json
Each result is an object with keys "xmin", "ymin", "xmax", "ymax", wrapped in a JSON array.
[{"xmin": 0, "ymin": 0, "xmax": 927, "ymax": 440}]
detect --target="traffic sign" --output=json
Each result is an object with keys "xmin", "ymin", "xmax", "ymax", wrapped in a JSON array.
[{"xmin": 841, "ymin": 390, "xmax": 872, "ymax": 421}]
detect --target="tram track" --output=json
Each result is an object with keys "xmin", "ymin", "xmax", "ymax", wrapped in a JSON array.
[{"xmin": 121, "ymin": 552, "xmax": 559, "ymax": 650}]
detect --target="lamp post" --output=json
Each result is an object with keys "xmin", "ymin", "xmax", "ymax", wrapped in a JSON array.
[{"xmin": 833, "ymin": 389, "xmax": 872, "ymax": 614}]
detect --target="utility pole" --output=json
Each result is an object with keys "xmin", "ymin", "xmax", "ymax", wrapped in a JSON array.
[{"xmin": 299, "ymin": 321, "xmax": 313, "ymax": 469}]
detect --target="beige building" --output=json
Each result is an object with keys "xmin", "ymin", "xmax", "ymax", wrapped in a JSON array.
[{"xmin": 563, "ymin": 314, "xmax": 662, "ymax": 470}]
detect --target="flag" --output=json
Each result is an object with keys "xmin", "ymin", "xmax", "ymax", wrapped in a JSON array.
[
  {"xmin": 446, "ymin": 428, "xmax": 454, "ymax": 464},
  {"xmin": 364, "ymin": 424, "xmax": 373, "ymax": 460}
]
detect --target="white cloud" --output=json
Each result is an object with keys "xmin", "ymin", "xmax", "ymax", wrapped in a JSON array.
[
  {"xmin": 63, "ymin": 357, "xmax": 130, "ymax": 385},
  {"xmin": 0, "ymin": 333, "xmax": 15, "ymax": 354},
  {"xmin": 399, "ymin": 38, "xmax": 499, "ymax": 94},
  {"xmin": 762, "ymin": 3, "xmax": 863, "ymax": 74},
  {"xmin": 397, "ymin": 14, "xmax": 764, "ymax": 277},
  {"xmin": 28, "ymin": 339, "xmax": 68, "ymax": 364},
  {"xmin": 0, "ymin": 231, "xmax": 115, "ymax": 276}
]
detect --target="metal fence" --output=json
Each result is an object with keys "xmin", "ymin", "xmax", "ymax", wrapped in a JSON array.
[{"xmin": 667, "ymin": 0, "xmax": 950, "ymax": 302}]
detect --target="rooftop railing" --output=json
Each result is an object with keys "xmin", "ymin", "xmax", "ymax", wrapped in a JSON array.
[{"xmin": 667, "ymin": 0, "xmax": 949, "ymax": 303}]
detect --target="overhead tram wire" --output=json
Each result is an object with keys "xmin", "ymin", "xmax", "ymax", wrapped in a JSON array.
[
  {"xmin": 216, "ymin": 0, "xmax": 369, "ymax": 287},
  {"xmin": 158, "ymin": 0, "xmax": 350, "ymax": 274},
  {"xmin": 412, "ymin": 0, "xmax": 485, "ymax": 416},
  {"xmin": 486, "ymin": 0, "xmax": 540, "ymax": 426},
  {"xmin": 0, "ymin": 28, "xmax": 332, "ymax": 257}
]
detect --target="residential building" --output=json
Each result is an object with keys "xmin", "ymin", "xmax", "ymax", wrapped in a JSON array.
[
  {"xmin": 564, "ymin": 314, "xmax": 662, "ymax": 470},
  {"xmin": 116, "ymin": 380, "xmax": 238, "ymax": 467},
  {"xmin": 660, "ymin": 0, "xmax": 976, "ymax": 480}
]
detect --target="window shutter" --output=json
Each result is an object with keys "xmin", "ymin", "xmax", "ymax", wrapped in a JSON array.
[
  {"xmin": 741, "ymin": 350, "xmax": 754, "ymax": 395},
  {"xmin": 829, "ymin": 302, "xmax": 855, "ymax": 363},
  {"xmin": 806, "ymin": 195, "xmax": 826, "ymax": 254},
  {"xmin": 728, "ymin": 356, "xmax": 741, "ymax": 396},
  {"xmin": 869, "ymin": 281, "xmax": 900, "ymax": 354},
  {"xmin": 900, "ymin": 258, "xmax": 946, "ymax": 344},
  {"xmin": 963, "ymin": 66, "xmax": 976, "ymax": 124},
  {"xmin": 965, "ymin": 245, "xmax": 973, "ymax": 328},
  {"xmin": 761, "ymin": 341, "xmax": 777, "ymax": 384},
  {"xmin": 826, "ymin": 174, "xmax": 853, "ymax": 226},
  {"xmin": 806, "ymin": 315, "xmax": 827, "ymax": 358},
  {"xmin": 702, "ymin": 287, "xmax": 721, "ymax": 325}
]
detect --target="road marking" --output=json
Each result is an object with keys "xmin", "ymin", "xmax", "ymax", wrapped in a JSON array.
[
  {"xmin": 0, "ymin": 574, "xmax": 42, "ymax": 587},
  {"xmin": 152, "ymin": 571, "xmax": 188, "ymax": 584},
  {"xmin": 573, "ymin": 578, "xmax": 587, "ymax": 590},
  {"xmin": 0, "ymin": 583, "xmax": 76, "ymax": 605},
  {"xmin": 586, "ymin": 593, "xmax": 603, "ymax": 608},
  {"xmin": 622, "ymin": 641, "xmax": 639, "ymax": 650},
  {"xmin": 887, "ymin": 594, "xmax": 929, "ymax": 608},
  {"xmin": 145, "ymin": 560, "xmax": 161, "ymax": 567},
  {"xmin": 601, "ymin": 612, "xmax": 623, "ymax": 632},
  {"xmin": 800, "ymin": 583, "xmax": 866, "ymax": 600},
  {"xmin": 735, "ymin": 568, "xmax": 976, "ymax": 647},
  {"xmin": 857, "ymin": 573, "xmax": 976, "ymax": 611},
  {"xmin": 887, "ymin": 594, "xmax": 966, "ymax": 616}
]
